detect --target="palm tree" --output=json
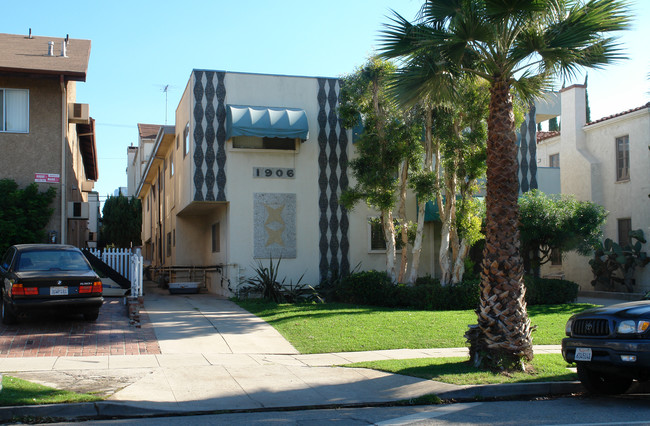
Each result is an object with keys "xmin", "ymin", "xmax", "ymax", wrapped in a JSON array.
[{"xmin": 380, "ymin": 0, "xmax": 630, "ymax": 368}]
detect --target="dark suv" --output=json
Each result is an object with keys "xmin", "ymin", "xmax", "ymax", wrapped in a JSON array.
[{"xmin": 562, "ymin": 301, "xmax": 650, "ymax": 394}]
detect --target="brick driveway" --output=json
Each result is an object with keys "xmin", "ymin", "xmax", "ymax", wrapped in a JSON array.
[{"xmin": 0, "ymin": 298, "xmax": 160, "ymax": 357}]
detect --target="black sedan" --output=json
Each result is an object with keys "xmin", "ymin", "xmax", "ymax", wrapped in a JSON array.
[
  {"xmin": 562, "ymin": 301, "xmax": 650, "ymax": 394},
  {"xmin": 0, "ymin": 244, "xmax": 103, "ymax": 324}
]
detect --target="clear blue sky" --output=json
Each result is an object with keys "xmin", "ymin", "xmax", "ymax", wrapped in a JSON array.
[{"xmin": 3, "ymin": 0, "xmax": 648, "ymax": 200}]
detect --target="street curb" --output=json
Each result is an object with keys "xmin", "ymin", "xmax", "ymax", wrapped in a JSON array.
[
  {"xmin": 436, "ymin": 381, "xmax": 584, "ymax": 401},
  {"xmin": 0, "ymin": 381, "xmax": 585, "ymax": 422}
]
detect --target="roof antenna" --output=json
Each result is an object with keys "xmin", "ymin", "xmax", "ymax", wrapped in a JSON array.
[{"xmin": 162, "ymin": 85, "xmax": 169, "ymax": 124}]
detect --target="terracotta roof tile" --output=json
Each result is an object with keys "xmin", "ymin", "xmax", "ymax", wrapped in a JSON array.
[
  {"xmin": 137, "ymin": 123, "xmax": 163, "ymax": 140},
  {"xmin": 587, "ymin": 103, "xmax": 650, "ymax": 126},
  {"xmin": 537, "ymin": 131, "xmax": 560, "ymax": 143},
  {"xmin": 0, "ymin": 32, "xmax": 90, "ymax": 81}
]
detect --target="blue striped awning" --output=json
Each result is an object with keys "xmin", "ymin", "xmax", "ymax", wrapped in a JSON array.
[{"xmin": 226, "ymin": 105, "xmax": 309, "ymax": 141}]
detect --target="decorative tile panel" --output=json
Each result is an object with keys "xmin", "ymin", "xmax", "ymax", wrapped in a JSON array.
[{"xmin": 254, "ymin": 193, "xmax": 297, "ymax": 258}]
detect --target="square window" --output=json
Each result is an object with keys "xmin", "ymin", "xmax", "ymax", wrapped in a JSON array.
[{"xmin": 549, "ymin": 153, "xmax": 560, "ymax": 168}]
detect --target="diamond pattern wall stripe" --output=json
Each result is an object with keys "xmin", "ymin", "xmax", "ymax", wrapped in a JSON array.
[
  {"xmin": 318, "ymin": 78, "xmax": 349, "ymax": 281},
  {"xmin": 192, "ymin": 70, "xmax": 227, "ymax": 202}
]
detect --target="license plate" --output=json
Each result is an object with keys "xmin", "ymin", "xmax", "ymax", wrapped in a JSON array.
[
  {"xmin": 50, "ymin": 286, "xmax": 68, "ymax": 296},
  {"xmin": 575, "ymin": 347, "xmax": 592, "ymax": 361}
]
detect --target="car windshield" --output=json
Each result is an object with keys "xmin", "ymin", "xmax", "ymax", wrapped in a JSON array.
[{"xmin": 16, "ymin": 250, "xmax": 92, "ymax": 272}]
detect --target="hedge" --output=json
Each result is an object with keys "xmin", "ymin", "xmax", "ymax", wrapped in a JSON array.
[{"xmin": 332, "ymin": 271, "xmax": 578, "ymax": 310}]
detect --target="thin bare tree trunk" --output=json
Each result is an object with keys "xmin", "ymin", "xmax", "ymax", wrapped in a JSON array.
[
  {"xmin": 438, "ymin": 172, "xmax": 456, "ymax": 286},
  {"xmin": 452, "ymin": 238, "xmax": 470, "ymax": 283},
  {"xmin": 382, "ymin": 210, "xmax": 397, "ymax": 281},
  {"xmin": 397, "ymin": 160, "xmax": 409, "ymax": 283},
  {"xmin": 408, "ymin": 105, "xmax": 433, "ymax": 283}
]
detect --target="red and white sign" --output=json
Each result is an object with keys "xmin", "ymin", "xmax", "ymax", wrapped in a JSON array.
[{"xmin": 35, "ymin": 173, "xmax": 60, "ymax": 183}]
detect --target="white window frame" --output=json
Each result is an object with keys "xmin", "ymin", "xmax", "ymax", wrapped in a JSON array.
[{"xmin": 1, "ymin": 88, "xmax": 29, "ymax": 133}]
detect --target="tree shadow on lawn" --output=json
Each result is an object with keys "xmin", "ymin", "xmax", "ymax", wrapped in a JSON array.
[
  {"xmin": 528, "ymin": 304, "xmax": 597, "ymax": 315},
  {"xmin": 233, "ymin": 300, "xmax": 475, "ymax": 326},
  {"xmin": 359, "ymin": 358, "xmax": 578, "ymax": 385}
]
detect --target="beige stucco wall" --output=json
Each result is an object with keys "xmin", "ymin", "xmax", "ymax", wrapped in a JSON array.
[
  {"xmin": 541, "ymin": 85, "xmax": 650, "ymax": 292},
  {"xmin": 139, "ymin": 71, "xmax": 447, "ymax": 295},
  {"xmin": 0, "ymin": 75, "xmax": 91, "ymax": 246}
]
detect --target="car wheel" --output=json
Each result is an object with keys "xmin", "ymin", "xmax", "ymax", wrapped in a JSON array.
[
  {"xmin": 1, "ymin": 298, "xmax": 17, "ymax": 325},
  {"xmin": 577, "ymin": 364, "xmax": 633, "ymax": 395},
  {"xmin": 83, "ymin": 310, "xmax": 99, "ymax": 321}
]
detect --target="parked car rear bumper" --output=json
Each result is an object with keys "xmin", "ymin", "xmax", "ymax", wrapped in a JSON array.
[{"xmin": 7, "ymin": 296, "xmax": 104, "ymax": 313}]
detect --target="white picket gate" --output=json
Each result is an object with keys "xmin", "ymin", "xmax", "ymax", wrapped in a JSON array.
[{"xmin": 89, "ymin": 248, "xmax": 143, "ymax": 297}]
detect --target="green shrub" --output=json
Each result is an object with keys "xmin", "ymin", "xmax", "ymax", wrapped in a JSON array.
[
  {"xmin": 524, "ymin": 276, "xmax": 579, "ymax": 305},
  {"xmin": 335, "ymin": 270, "xmax": 396, "ymax": 306},
  {"xmin": 332, "ymin": 271, "xmax": 577, "ymax": 310}
]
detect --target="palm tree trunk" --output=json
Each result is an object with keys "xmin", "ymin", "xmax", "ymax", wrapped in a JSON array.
[{"xmin": 478, "ymin": 79, "xmax": 533, "ymax": 365}]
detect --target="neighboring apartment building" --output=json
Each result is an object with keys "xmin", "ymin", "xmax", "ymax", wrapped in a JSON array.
[
  {"xmin": 537, "ymin": 84, "xmax": 650, "ymax": 292},
  {"xmin": 126, "ymin": 124, "xmax": 162, "ymax": 197},
  {"xmin": 0, "ymin": 32, "xmax": 97, "ymax": 248}
]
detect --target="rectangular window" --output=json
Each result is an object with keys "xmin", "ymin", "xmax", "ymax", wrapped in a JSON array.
[
  {"xmin": 618, "ymin": 218, "xmax": 632, "ymax": 247},
  {"xmin": 173, "ymin": 229, "xmax": 175, "ymax": 247},
  {"xmin": 550, "ymin": 248, "xmax": 562, "ymax": 265},
  {"xmin": 549, "ymin": 153, "xmax": 560, "ymax": 168},
  {"xmin": 184, "ymin": 122, "xmax": 190, "ymax": 157},
  {"xmin": 211, "ymin": 223, "xmax": 220, "ymax": 253},
  {"xmin": 616, "ymin": 135, "xmax": 630, "ymax": 181},
  {"xmin": 170, "ymin": 154, "xmax": 174, "ymax": 177},
  {"xmin": 369, "ymin": 219, "xmax": 386, "ymax": 251},
  {"xmin": 232, "ymin": 136, "xmax": 297, "ymax": 151},
  {"xmin": 166, "ymin": 232, "xmax": 172, "ymax": 257},
  {"xmin": 1, "ymin": 88, "xmax": 29, "ymax": 133}
]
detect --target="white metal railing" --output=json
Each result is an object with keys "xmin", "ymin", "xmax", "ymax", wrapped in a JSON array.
[{"xmin": 89, "ymin": 247, "xmax": 143, "ymax": 297}]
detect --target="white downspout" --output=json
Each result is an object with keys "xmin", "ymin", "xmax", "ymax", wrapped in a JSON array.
[{"xmin": 60, "ymin": 76, "xmax": 67, "ymax": 244}]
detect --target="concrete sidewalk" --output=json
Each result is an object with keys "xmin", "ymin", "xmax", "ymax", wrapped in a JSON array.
[{"xmin": 0, "ymin": 287, "xmax": 581, "ymax": 421}]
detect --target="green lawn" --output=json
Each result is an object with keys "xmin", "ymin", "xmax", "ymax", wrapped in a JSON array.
[
  {"xmin": 235, "ymin": 300, "xmax": 594, "ymax": 354},
  {"xmin": 0, "ymin": 375, "xmax": 101, "ymax": 406},
  {"xmin": 347, "ymin": 353, "xmax": 577, "ymax": 385}
]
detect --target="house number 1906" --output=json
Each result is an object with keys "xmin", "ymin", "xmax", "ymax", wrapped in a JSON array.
[{"xmin": 253, "ymin": 167, "xmax": 295, "ymax": 179}]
